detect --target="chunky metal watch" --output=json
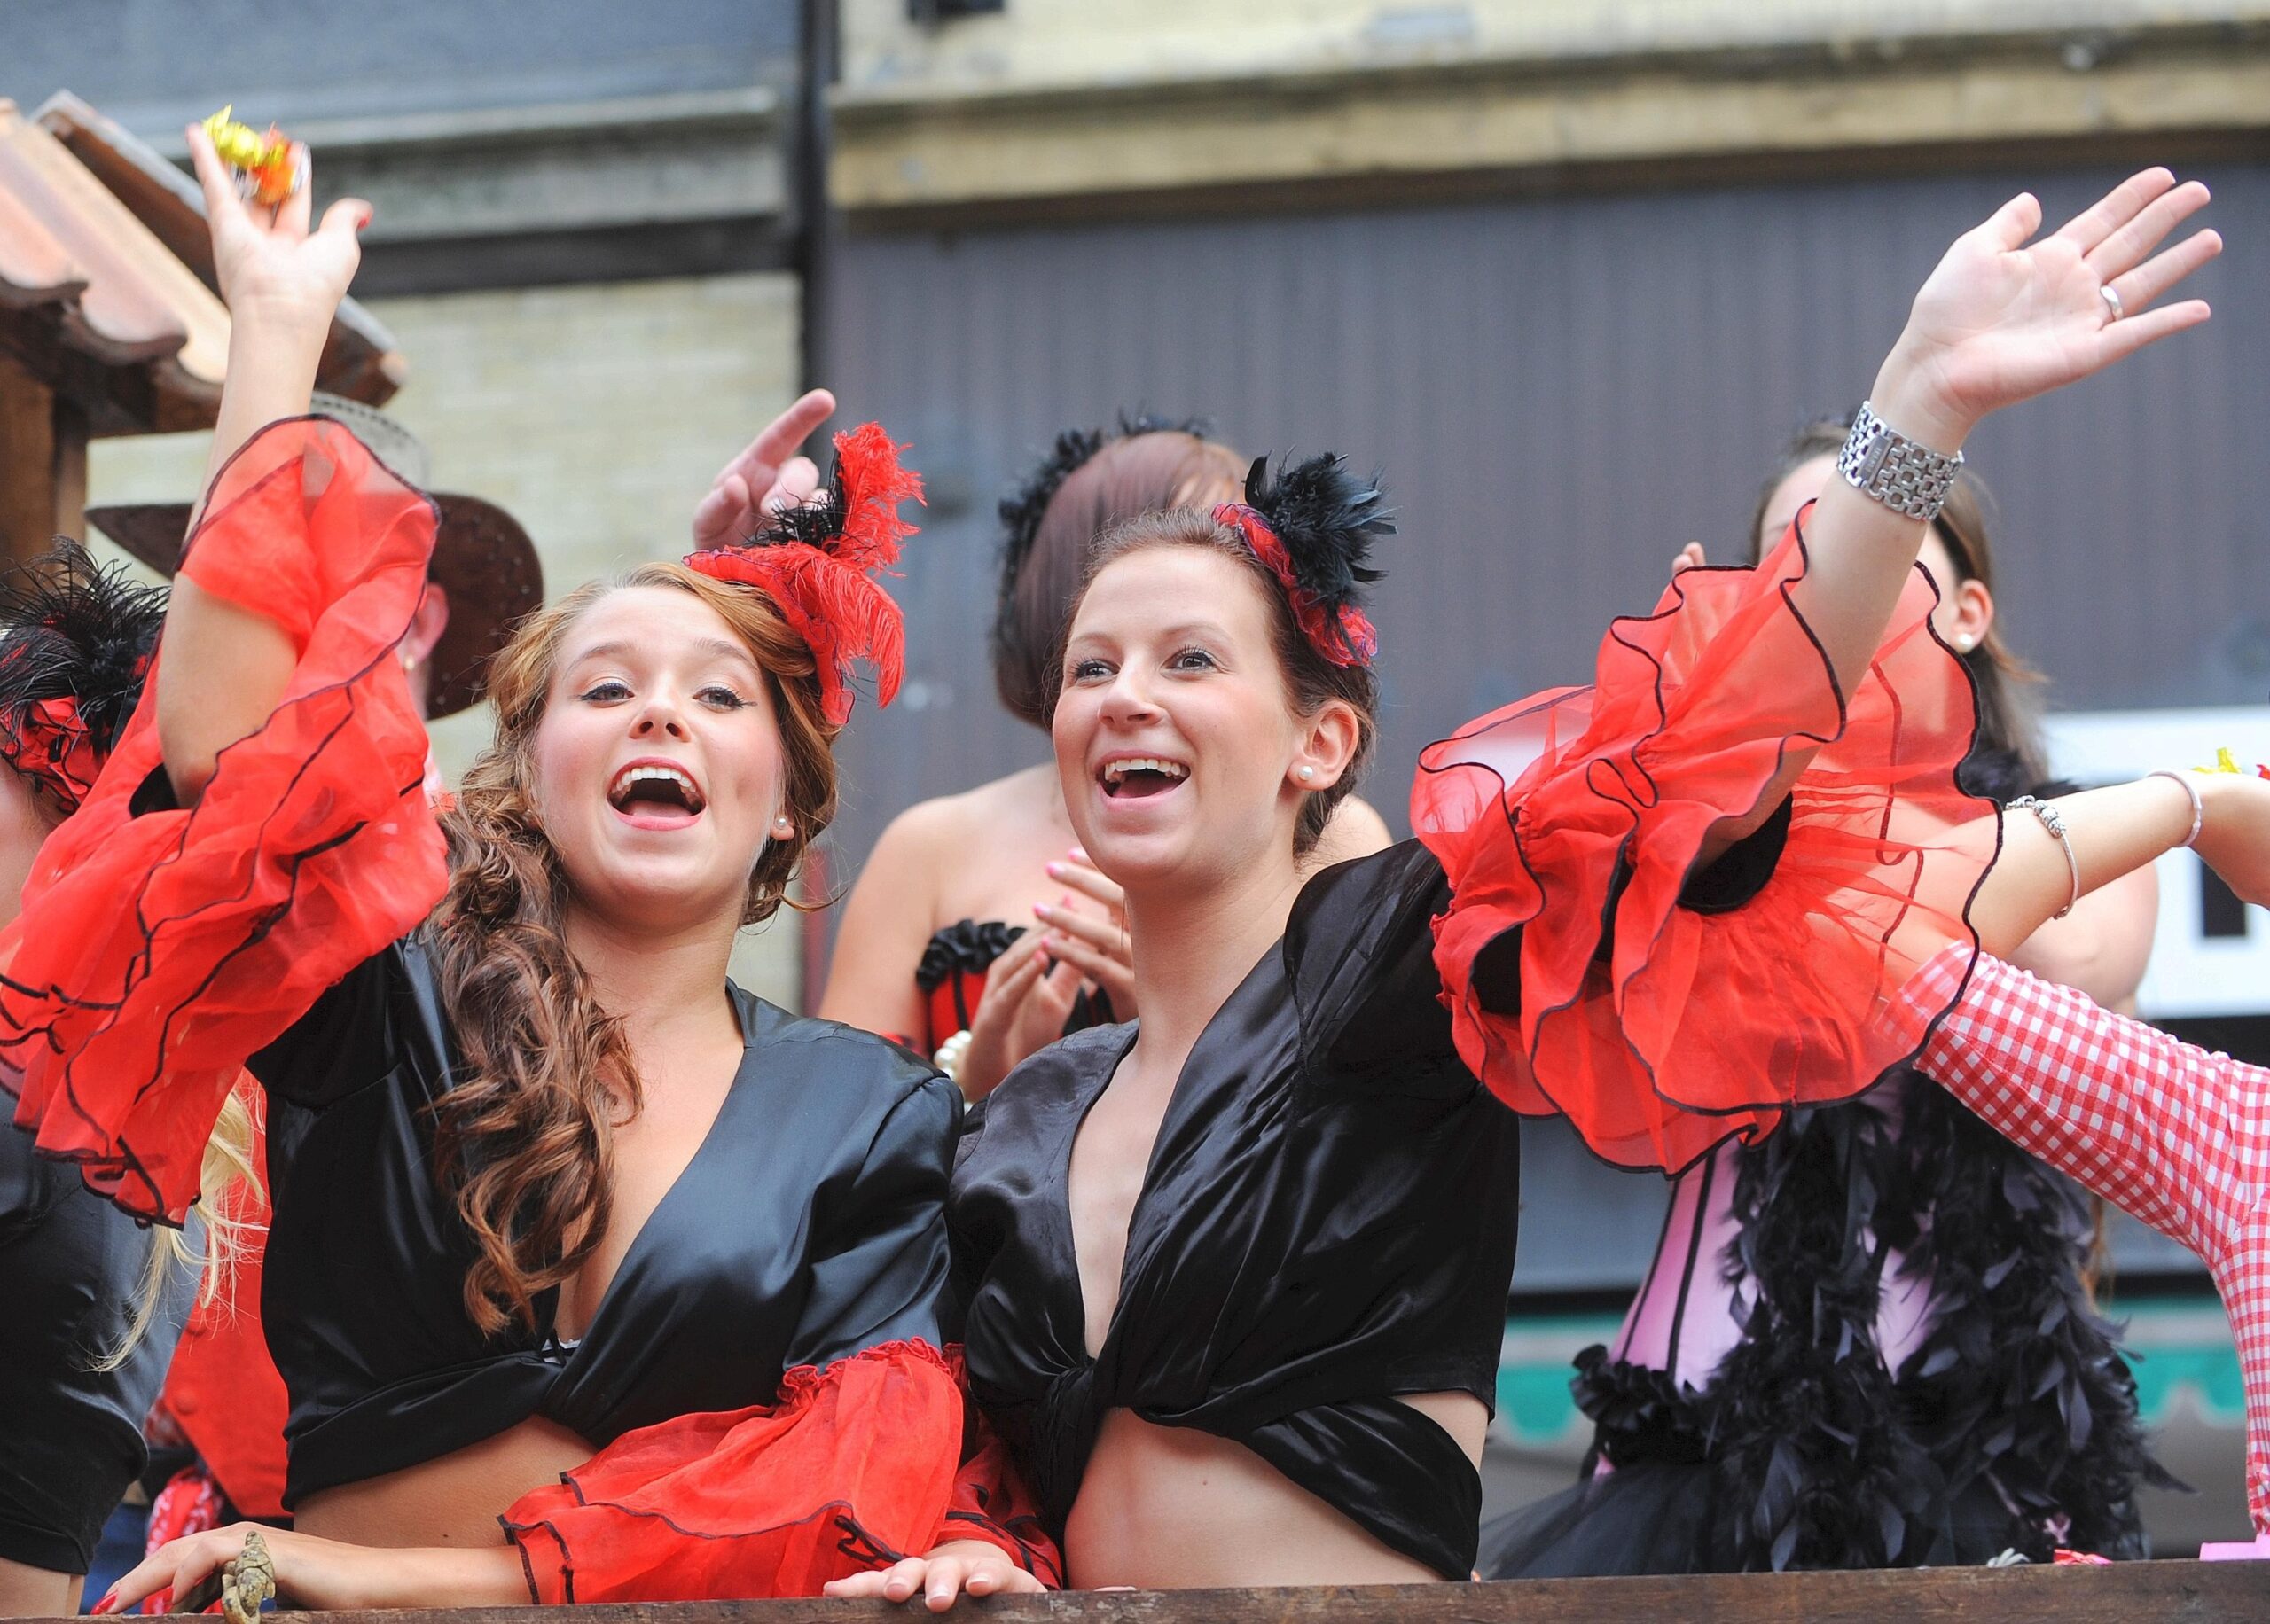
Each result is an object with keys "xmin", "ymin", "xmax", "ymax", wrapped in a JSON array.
[{"xmin": 1836, "ymin": 401, "xmax": 1964, "ymax": 522}]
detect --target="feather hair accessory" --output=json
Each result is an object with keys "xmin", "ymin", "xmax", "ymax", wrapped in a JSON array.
[
  {"xmin": 994, "ymin": 414, "xmax": 1211, "ymax": 629},
  {"xmin": 0, "ymin": 543, "xmax": 168, "ymax": 813},
  {"xmin": 686, "ymin": 421, "xmax": 924, "ymax": 727},
  {"xmin": 1214, "ymin": 453, "xmax": 1392, "ymax": 668}
]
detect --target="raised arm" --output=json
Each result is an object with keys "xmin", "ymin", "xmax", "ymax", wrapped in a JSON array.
[
  {"xmin": 1709, "ymin": 172, "xmax": 2218, "ymax": 857},
  {"xmin": 1971, "ymin": 769, "xmax": 2270, "ymax": 958},
  {"xmin": 158, "ymin": 124, "xmax": 371, "ymax": 802}
]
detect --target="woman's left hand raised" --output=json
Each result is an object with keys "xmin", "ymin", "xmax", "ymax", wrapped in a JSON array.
[
  {"xmin": 822, "ymin": 1538, "xmax": 1046, "ymax": 1612},
  {"xmin": 1876, "ymin": 169, "xmax": 2219, "ymax": 449}
]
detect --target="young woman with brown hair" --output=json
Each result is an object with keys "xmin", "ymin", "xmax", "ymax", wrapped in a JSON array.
[
  {"xmin": 810, "ymin": 421, "xmax": 1389, "ymax": 1098},
  {"xmin": 1483, "ymin": 429, "xmax": 2172, "ymax": 1578},
  {"xmin": 5, "ymin": 125, "xmax": 1052, "ymax": 1614},
  {"xmin": 885, "ymin": 169, "xmax": 2222, "ymax": 1595}
]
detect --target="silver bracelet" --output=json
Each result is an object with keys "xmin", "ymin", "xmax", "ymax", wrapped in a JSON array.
[
  {"xmin": 1838, "ymin": 402, "xmax": 1965, "ymax": 522},
  {"xmin": 2149, "ymin": 769, "xmax": 2206, "ymax": 848},
  {"xmin": 2008, "ymin": 795, "xmax": 2080, "ymax": 919}
]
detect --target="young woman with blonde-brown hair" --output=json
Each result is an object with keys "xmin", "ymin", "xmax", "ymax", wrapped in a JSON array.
[{"xmin": 4, "ymin": 124, "xmax": 1053, "ymax": 1615}]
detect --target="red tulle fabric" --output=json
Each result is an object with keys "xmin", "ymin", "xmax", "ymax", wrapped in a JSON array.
[
  {"xmin": 0, "ymin": 694, "xmax": 100, "ymax": 811},
  {"xmin": 156, "ymin": 1085, "xmax": 291, "ymax": 1519},
  {"xmin": 1214, "ymin": 503, "xmax": 1379, "ymax": 668},
  {"xmin": 0, "ymin": 417, "xmax": 448, "ymax": 1223},
  {"xmin": 687, "ymin": 422, "xmax": 923, "ymax": 727},
  {"xmin": 1413, "ymin": 511, "xmax": 1995, "ymax": 1173},
  {"xmin": 503, "ymin": 1340, "xmax": 1061, "ymax": 1604}
]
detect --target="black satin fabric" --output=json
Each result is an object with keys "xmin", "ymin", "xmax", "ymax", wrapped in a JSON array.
[
  {"xmin": 951, "ymin": 841, "xmax": 1524, "ymax": 1580},
  {"xmin": 247, "ymin": 938, "xmax": 959, "ymax": 1508},
  {"xmin": 0, "ymin": 1127, "xmax": 196, "ymax": 1570}
]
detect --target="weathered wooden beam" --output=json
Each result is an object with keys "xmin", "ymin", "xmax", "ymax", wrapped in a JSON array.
[
  {"xmin": 830, "ymin": 22, "xmax": 2270, "ymax": 220},
  {"xmin": 0, "ymin": 351, "xmax": 89, "ymax": 560},
  {"xmin": 21, "ymin": 1561, "xmax": 2266, "ymax": 1624}
]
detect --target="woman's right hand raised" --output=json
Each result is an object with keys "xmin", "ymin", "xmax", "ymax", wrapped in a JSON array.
[
  {"xmin": 1873, "ymin": 169, "xmax": 2219, "ymax": 450},
  {"xmin": 186, "ymin": 123, "xmax": 369, "ymax": 332}
]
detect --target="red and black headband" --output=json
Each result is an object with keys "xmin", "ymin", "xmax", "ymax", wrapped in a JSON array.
[
  {"xmin": 0, "ymin": 544, "xmax": 167, "ymax": 816},
  {"xmin": 1214, "ymin": 453, "xmax": 1391, "ymax": 669},
  {"xmin": 686, "ymin": 422, "xmax": 924, "ymax": 727}
]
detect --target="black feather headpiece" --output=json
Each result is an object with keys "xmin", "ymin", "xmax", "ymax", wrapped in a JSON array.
[
  {"xmin": 994, "ymin": 413, "xmax": 1212, "ymax": 626},
  {"xmin": 0, "ymin": 543, "xmax": 168, "ymax": 810},
  {"xmin": 1217, "ymin": 452, "xmax": 1393, "ymax": 668}
]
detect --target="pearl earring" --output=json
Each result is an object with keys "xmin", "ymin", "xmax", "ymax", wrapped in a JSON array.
[
  {"xmin": 1296, "ymin": 766, "xmax": 1315, "ymax": 783},
  {"xmin": 771, "ymin": 815, "xmax": 794, "ymax": 837}
]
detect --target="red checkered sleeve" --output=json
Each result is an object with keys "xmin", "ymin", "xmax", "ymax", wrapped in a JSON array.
[{"xmin": 1906, "ymin": 947, "xmax": 2270, "ymax": 1534}]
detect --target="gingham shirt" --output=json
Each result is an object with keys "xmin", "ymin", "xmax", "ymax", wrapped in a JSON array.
[{"xmin": 1908, "ymin": 947, "xmax": 2270, "ymax": 1532}]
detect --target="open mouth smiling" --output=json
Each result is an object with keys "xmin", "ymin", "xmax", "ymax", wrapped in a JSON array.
[
  {"xmin": 1097, "ymin": 755, "xmax": 1190, "ymax": 800},
  {"xmin": 607, "ymin": 760, "xmax": 708, "ymax": 824}
]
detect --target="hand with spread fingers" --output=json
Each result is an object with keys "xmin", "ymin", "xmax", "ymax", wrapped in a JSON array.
[
  {"xmin": 692, "ymin": 388, "xmax": 839, "ymax": 550},
  {"xmin": 1875, "ymin": 168, "xmax": 2219, "ymax": 450},
  {"xmin": 820, "ymin": 1538, "xmax": 1045, "ymax": 1612}
]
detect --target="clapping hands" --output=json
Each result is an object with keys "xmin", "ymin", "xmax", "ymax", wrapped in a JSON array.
[{"xmin": 955, "ymin": 851, "xmax": 1135, "ymax": 1100}]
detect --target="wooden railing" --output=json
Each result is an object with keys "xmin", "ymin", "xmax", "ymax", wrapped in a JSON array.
[{"xmin": 85, "ymin": 1560, "xmax": 2267, "ymax": 1624}]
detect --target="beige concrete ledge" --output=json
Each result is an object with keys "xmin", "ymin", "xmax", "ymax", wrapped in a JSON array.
[{"xmin": 831, "ymin": 21, "xmax": 2270, "ymax": 220}]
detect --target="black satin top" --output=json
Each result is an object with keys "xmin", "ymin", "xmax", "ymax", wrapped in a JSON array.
[
  {"xmin": 950, "ymin": 840, "xmax": 1524, "ymax": 1579},
  {"xmin": 248, "ymin": 938, "xmax": 959, "ymax": 1507}
]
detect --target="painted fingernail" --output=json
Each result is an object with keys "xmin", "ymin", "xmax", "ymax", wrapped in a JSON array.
[
  {"xmin": 1033, "ymin": 904, "xmax": 1052, "ymax": 919},
  {"xmin": 1045, "ymin": 862, "xmax": 1063, "ymax": 877}
]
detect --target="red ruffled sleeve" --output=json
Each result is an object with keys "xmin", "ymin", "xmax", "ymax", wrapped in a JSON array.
[
  {"xmin": 0, "ymin": 417, "xmax": 449, "ymax": 1223},
  {"xmin": 1413, "ymin": 510, "xmax": 1995, "ymax": 1173},
  {"xmin": 502, "ymin": 1340, "xmax": 1061, "ymax": 1604}
]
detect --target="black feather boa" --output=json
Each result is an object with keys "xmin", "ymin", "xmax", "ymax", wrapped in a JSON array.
[
  {"xmin": 1560, "ymin": 752, "xmax": 2175, "ymax": 1569},
  {"xmin": 1569, "ymin": 1073, "xmax": 2172, "ymax": 1569}
]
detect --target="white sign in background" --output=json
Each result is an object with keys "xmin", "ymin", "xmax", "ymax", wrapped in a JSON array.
[{"xmin": 2042, "ymin": 706, "xmax": 2270, "ymax": 1020}]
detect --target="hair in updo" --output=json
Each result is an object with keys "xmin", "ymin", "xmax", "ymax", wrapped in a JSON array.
[
  {"xmin": 427, "ymin": 561, "xmax": 838, "ymax": 1335},
  {"xmin": 1056, "ymin": 510, "xmax": 1378, "ymax": 856},
  {"xmin": 993, "ymin": 431, "xmax": 1247, "ymax": 730}
]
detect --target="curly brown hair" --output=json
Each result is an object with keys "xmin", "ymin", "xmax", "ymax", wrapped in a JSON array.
[{"xmin": 427, "ymin": 562, "xmax": 839, "ymax": 1336}]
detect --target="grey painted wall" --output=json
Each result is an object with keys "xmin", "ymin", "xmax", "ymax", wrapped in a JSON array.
[{"xmin": 4, "ymin": 0, "xmax": 798, "ymax": 131}]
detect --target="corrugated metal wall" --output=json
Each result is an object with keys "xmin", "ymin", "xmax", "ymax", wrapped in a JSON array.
[{"xmin": 824, "ymin": 160, "xmax": 2265, "ymax": 1291}]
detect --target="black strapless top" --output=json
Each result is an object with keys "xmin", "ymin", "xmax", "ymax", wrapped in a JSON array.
[
  {"xmin": 912, "ymin": 921, "xmax": 1115, "ymax": 1053},
  {"xmin": 949, "ymin": 840, "xmax": 1524, "ymax": 1579},
  {"xmin": 248, "ymin": 938, "xmax": 959, "ymax": 1507}
]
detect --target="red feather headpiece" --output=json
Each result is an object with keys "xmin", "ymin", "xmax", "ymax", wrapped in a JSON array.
[{"xmin": 686, "ymin": 422, "xmax": 924, "ymax": 727}]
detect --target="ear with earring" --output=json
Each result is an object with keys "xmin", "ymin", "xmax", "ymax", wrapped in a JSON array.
[{"xmin": 770, "ymin": 813, "xmax": 794, "ymax": 839}]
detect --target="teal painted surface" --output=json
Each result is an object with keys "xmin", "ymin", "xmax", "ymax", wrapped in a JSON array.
[{"xmin": 1496, "ymin": 1302, "xmax": 2245, "ymax": 1447}]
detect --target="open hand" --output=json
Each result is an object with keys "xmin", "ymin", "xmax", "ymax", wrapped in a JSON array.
[
  {"xmin": 186, "ymin": 123, "xmax": 367, "ymax": 331},
  {"xmin": 692, "ymin": 388, "xmax": 838, "ymax": 549},
  {"xmin": 1880, "ymin": 169, "xmax": 2218, "ymax": 447},
  {"xmin": 821, "ymin": 1539, "xmax": 1045, "ymax": 1612}
]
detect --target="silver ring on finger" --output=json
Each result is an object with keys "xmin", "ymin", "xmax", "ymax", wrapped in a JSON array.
[{"xmin": 2099, "ymin": 283, "xmax": 2125, "ymax": 324}]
